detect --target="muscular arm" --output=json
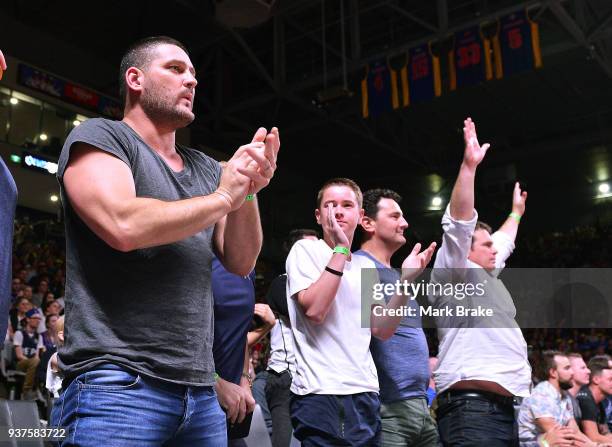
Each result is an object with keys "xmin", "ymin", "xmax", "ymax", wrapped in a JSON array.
[
  {"xmin": 63, "ymin": 144, "xmax": 231, "ymax": 252},
  {"xmin": 496, "ymin": 182, "xmax": 527, "ymax": 243},
  {"xmin": 537, "ymin": 418, "xmax": 594, "ymax": 445}
]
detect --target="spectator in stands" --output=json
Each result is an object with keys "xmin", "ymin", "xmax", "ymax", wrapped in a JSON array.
[
  {"xmin": 46, "ymin": 316, "xmax": 64, "ymax": 399},
  {"xmin": 355, "ymin": 188, "xmax": 439, "ymax": 447},
  {"xmin": 31, "ymin": 279, "xmax": 48, "ymax": 307},
  {"xmin": 577, "ymin": 355, "xmax": 612, "ymax": 443},
  {"xmin": 11, "ymin": 278, "xmax": 22, "ymax": 301},
  {"xmin": 9, "ymin": 297, "xmax": 32, "ymax": 336},
  {"xmin": 13, "ymin": 308, "xmax": 42, "ymax": 399},
  {"xmin": 42, "ymin": 299, "xmax": 61, "ymax": 317},
  {"xmin": 568, "ymin": 352, "xmax": 591, "ymax": 421},
  {"xmin": 265, "ymin": 228, "xmax": 318, "ymax": 447},
  {"xmin": 51, "ymin": 35, "xmax": 279, "ymax": 445},
  {"xmin": 285, "ymin": 178, "xmax": 434, "ymax": 445},
  {"xmin": 518, "ymin": 351, "xmax": 591, "ymax": 446},
  {"xmin": 22, "ymin": 285, "xmax": 33, "ymax": 302},
  {"xmin": 431, "ymin": 118, "xmax": 531, "ymax": 446},
  {"xmin": 0, "ymin": 49, "xmax": 17, "ymax": 344},
  {"xmin": 211, "ymin": 249, "xmax": 257, "ymax": 441}
]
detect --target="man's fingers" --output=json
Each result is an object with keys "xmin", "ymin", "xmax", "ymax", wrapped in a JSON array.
[
  {"xmin": 244, "ymin": 146, "xmax": 274, "ymax": 175},
  {"xmin": 410, "ymin": 243, "xmax": 422, "ymax": 256},
  {"xmin": 237, "ymin": 395, "xmax": 247, "ymax": 423},
  {"xmin": 228, "ymin": 400, "xmax": 239, "ymax": 424},
  {"xmin": 236, "ymin": 167, "xmax": 269, "ymax": 185},
  {"xmin": 251, "ymin": 127, "xmax": 267, "ymax": 143},
  {"xmin": 481, "ymin": 143, "xmax": 490, "ymax": 152},
  {"xmin": 246, "ymin": 394, "xmax": 256, "ymax": 413}
]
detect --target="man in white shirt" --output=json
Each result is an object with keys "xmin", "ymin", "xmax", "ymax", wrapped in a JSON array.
[
  {"xmin": 518, "ymin": 350, "xmax": 593, "ymax": 446},
  {"xmin": 286, "ymin": 178, "xmax": 435, "ymax": 445},
  {"xmin": 430, "ymin": 118, "xmax": 531, "ymax": 446}
]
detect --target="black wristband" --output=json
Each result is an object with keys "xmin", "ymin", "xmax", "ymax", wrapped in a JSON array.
[{"xmin": 325, "ymin": 266, "xmax": 343, "ymax": 276}]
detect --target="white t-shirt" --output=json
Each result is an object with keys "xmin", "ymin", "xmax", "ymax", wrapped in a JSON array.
[
  {"xmin": 267, "ymin": 316, "xmax": 296, "ymax": 375},
  {"xmin": 286, "ymin": 238, "xmax": 379, "ymax": 395},
  {"xmin": 430, "ymin": 206, "xmax": 532, "ymax": 397}
]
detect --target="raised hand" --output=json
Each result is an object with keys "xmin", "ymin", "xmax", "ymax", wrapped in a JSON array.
[
  {"xmin": 511, "ymin": 181, "xmax": 527, "ymax": 216},
  {"xmin": 217, "ymin": 143, "xmax": 263, "ymax": 211},
  {"xmin": 323, "ymin": 203, "xmax": 350, "ymax": 248},
  {"xmin": 401, "ymin": 241, "xmax": 437, "ymax": 282},
  {"xmin": 254, "ymin": 303, "xmax": 276, "ymax": 327},
  {"xmin": 463, "ymin": 117, "xmax": 490, "ymax": 169},
  {"xmin": 237, "ymin": 127, "xmax": 280, "ymax": 195}
]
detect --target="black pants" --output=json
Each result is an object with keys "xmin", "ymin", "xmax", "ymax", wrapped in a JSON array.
[
  {"xmin": 436, "ymin": 390, "xmax": 519, "ymax": 447},
  {"xmin": 265, "ymin": 370, "xmax": 293, "ymax": 447}
]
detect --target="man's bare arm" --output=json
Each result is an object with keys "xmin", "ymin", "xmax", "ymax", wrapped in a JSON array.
[
  {"xmin": 64, "ymin": 143, "xmax": 234, "ymax": 252},
  {"xmin": 497, "ymin": 182, "xmax": 527, "ymax": 242}
]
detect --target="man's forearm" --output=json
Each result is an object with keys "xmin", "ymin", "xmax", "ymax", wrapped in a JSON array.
[
  {"xmin": 371, "ymin": 292, "xmax": 411, "ymax": 340},
  {"xmin": 223, "ymin": 198, "xmax": 263, "ymax": 275},
  {"xmin": 450, "ymin": 163, "xmax": 477, "ymax": 221}
]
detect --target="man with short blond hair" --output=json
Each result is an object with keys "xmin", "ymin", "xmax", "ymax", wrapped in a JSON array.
[
  {"xmin": 568, "ymin": 352, "xmax": 591, "ymax": 420},
  {"xmin": 286, "ymin": 178, "xmax": 435, "ymax": 445}
]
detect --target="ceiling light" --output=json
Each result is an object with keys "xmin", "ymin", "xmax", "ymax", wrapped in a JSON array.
[
  {"xmin": 39, "ymin": 133, "xmax": 48, "ymax": 141},
  {"xmin": 598, "ymin": 183, "xmax": 610, "ymax": 194},
  {"xmin": 50, "ymin": 194, "xmax": 59, "ymax": 202},
  {"xmin": 432, "ymin": 197, "xmax": 443, "ymax": 207},
  {"xmin": 9, "ymin": 98, "xmax": 18, "ymax": 105},
  {"xmin": 73, "ymin": 120, "xmax": 80, "ymax": 126}
]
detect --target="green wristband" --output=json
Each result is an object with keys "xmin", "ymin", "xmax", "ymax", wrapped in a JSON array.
[
  {"xmin": 245, "ymin": 194, "xmax": 255, "ymax": 201},
  {"xmin": 214, "ymin": 372, "xmax": 220, "ymax": 381},
  {"xmin": 333, "ymin": 246, "xmax": 350, "ymax": 256},
  {"xmin": 509, "ymin": 212, "xmax": 521, "ymax": 223}
]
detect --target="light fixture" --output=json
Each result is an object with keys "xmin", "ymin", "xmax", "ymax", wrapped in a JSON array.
[
  {"xmin": 9, "ymin": 98, "xmax": 18, "ymax": 105},
  {"xmin": 9, "ymin": 154, "xmax": 20, "ymax": 164},
  {"xmin": 50, "ymin": 194, "xmax": 59, "ymax": 202},
  {"xmin": 73, "ymin": 120, "xmax": 81, "ymax": 126},
  {"xmin": 598, "ymin": 182, "xmax": 610, "ymax": 194},
  {"xmin": 39, "ymin": 133, "xmax": 48, "ymax": 141},
  {"xmin": 432, "ymin": 197, "xmax": 443, "ymax": 207}
]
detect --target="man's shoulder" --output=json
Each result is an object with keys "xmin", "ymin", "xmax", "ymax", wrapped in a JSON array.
[{"xmin": 576, "ymin": 386, "xmax": 594, "ymax": 403}]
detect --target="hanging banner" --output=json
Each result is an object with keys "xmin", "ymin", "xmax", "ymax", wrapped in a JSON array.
[{"xmin": 498, "ymin": 9, "xmax": 543, "ymax": 77}]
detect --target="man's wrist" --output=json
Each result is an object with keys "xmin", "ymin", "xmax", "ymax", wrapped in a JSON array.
[
  {"xmin": 509, "ymin": 211, "xmax": 522, "ymax": 223},
  {"xmin": 333, "ymin": 246, "xmax": 350, "ymax": 256}
]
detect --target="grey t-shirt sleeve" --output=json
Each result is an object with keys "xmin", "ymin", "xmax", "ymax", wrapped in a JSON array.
[{"xmin": 57, "ymin": 118, "xmax": 133, "ymax": 183}]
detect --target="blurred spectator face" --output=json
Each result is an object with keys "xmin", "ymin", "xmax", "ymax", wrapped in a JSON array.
[
  {"xmin": 46, "ymin": 301, "xmax": 61, "ymax": 316},
  {"xmin": 23, "ymin": 286, "xmax": 32, "ymax": 299},
  {"xmin": 37, "ymin": 262, "xmax": 48, "ymax": 275},
  {"xmin": 11, "ymin": 278, "xmax": 22, "ymax": 295},
  {"xmin": 17, "ymin": 269, "xmax": 27, "ymax": 282},
  {"xmin": 468, "ymin": 229, "xmax": 498, "ymax": 271},
  {"xmin": 593, "ymin": 365, "xmax": 612, "ymax": 397},
  {"xmin": 553, "ymin": 355, "xmax": 574, "ymax": 390},
  {"xmin": 569, "ymin": 356, "xmax": 590, "ymax": 386},
  {"xmin": 46, "ymin": 314, "xmax": 59, "ymax": 332},
  {"xmin": 251, "ymin": 349, "xmax": 261, "ymax": 370},
  {"xmin": 44, "ymin": 292, "xmax": 55, "ymax": 304},
  {"xmin": 17, "ymin": 299, "xmax": 31, "ymax": 315},
  {"xmin": 26, "ymin": 314, "xmax": 41, "ymax": 330},
  {"xmin": 37, "ymin": 280, "xmax": 49, "ymax": 294}
]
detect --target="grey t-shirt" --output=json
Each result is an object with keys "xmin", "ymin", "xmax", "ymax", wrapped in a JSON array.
[{"xmin": 57, "ymin": 118, "xmax": 222, "ymax": 386}]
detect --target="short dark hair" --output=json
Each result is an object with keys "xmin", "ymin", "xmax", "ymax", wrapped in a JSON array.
[
  {"xmin": 316, "ymin": 178, "xmax": 363, "ymax": 208},
  {"xmin": 362, "ymin": 188, "xmax": 402, "ymax": 219},
  {"xmin": 119, "ymin": 36, "xmax": 189, "ymax": 103},
  {"xmin": 471, "ymin": 221, "xmax": 493, "ymax": 247},
  {"xmin": 537, "ymin": 350, "xmax": 565, "ymax": 382},
  {"xmin": 284, "ymin": 229, "xmax": 319, "ymax": 253},
  {"xmin": 588, "ymin": 354, "xmax": 611, "ymax": 383}
]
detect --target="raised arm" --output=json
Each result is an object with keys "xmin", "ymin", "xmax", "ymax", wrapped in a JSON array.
[
  {"xmin": 0, "ymin": 50, "xmax": 6, "ymax": 80},
  {"xmin": 497, "ymin": 181, "xmax": 527, "ymax": 243},
  {"xmin": 64, "ymin": 143, "xmax": 246, "ymax": 252},
  {"xmin": 215, "ymin": 127, "xmax": 280, "ymax": 275},
  {"xmin": 291, "ymin": 204, "xmax": 350, "ymax": 325},
  {"xmin": 370, "ymin": 241, "xmax": 437, "ymax": 340},
  {"xmin": 449, "ymin": 117, "xmax": 490, "ymax": 221}
]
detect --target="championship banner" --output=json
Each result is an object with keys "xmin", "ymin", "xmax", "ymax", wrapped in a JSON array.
[
  {"xmin": 361, "ymin": 59, "xmax": 400, "ymax": 118},
  {"xmin": 407, "ymin": 43, "xmax": 441, "ymax": 104},
  {"xmin": 498, "ymin": 9, "xmax": 543, "ymax": 77},
  {"xmin": 449, "ymin": 26, "xmax": 495, "ymax": 90}
]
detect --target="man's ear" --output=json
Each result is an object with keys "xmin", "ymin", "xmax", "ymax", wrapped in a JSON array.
[
  {"xmin": 125, "ymin": 67, "xmax": 144, "ymax": 94},
  {"xmin": 315, "ymin": 208, "xmax": 321, "ymax": 225},
  {"xmin": 361, "ymin": 215, "xmax": 375, "ymax": 233}
]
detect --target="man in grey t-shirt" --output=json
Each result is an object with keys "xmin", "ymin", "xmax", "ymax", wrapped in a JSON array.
[{"xmin": 51, "ymin": 36, "xmax": 280, "ymax": 446}]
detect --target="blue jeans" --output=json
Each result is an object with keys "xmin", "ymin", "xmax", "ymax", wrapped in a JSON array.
[
  {"xmin": 291, "ymin": 392, "xmax": 381, "ymax": 446},
  {"xmin": 51, "ymin": 363, "xmax": 227, "ymax": 446},
  {"xmin": 436, "ymin": 391, "xmax": 518, "ymax": 447}
]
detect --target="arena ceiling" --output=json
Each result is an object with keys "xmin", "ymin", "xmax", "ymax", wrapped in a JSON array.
[{"xmin": 2, "ymin": 0, "xmax": 612, "ymax": 260}]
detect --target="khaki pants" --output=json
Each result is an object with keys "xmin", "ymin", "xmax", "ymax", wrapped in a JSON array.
[
  {"xmin": 17, "ymin": 357, "xmax": 40, "ymax": 392},
  {"xmin": 381, "ymin": 397, "xmax": 440, "ymax": 447}
]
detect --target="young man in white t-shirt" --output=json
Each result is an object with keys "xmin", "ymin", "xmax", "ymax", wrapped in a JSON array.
[{"xmin": 286, "ymin": 178, "xmax": 435, "ymax": 445}]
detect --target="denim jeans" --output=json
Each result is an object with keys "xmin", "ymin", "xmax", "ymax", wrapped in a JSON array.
[
  {"xmin": 436, "ymin": 392, "xmax": 518, "ymax": 447},
  {"xmin": 265, "ymin": 369, "xmax": 293, "ymax": 447},
  {"xmin": 51, "ymin": 363, "xmax": 227, "ymax": 446},
  {"xmin": 291, "ymin": 392, "xmax": 381, "ymax": 446}
]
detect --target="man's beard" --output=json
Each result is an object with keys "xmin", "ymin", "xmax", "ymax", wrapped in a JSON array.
[
  {"xmin": 141, "ymin": 84, "xmax": 194, "ymax": 128},
  {"xmin": 559, "ymin": 379, "xmax": 573, "ymax": 391}
]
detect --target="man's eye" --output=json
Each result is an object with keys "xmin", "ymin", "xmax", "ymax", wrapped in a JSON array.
[{"xmin": 170, "ymin": 65, "xmax": 181, "ymax": 72}]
